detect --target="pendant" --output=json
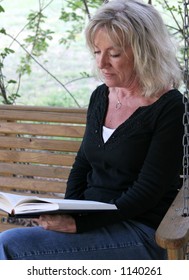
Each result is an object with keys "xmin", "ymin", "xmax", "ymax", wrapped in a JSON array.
[{"xmin": 116, "ymin": 100, "xmax": 122, "ymax": 109}]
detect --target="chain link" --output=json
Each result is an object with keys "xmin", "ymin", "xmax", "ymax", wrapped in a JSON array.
[{"xmin": 182, "ymin": 0, "xmax": 189, "ymax": 216}]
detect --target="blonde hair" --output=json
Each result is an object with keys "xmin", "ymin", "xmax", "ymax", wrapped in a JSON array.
[{"xmin": 85, "ymin": 0, "xmax": 182, "ymax": 97}]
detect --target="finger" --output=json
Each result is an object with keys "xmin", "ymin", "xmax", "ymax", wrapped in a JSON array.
[{"xmin": 32, "ymin": 218, "xmax": 40, "ymax": 224}]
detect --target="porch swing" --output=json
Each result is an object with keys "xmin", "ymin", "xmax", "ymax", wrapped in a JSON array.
[{"xmin": 155, "ymin": 0, "xmax": 189, "ymax": 260}]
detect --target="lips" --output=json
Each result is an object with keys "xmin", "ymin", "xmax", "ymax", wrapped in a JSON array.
[{"xmin": 102, "ymin": 72, "xmax": 114, "ymax": 78}]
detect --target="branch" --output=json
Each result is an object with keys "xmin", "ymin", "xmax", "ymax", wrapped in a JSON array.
[
  {"xmin": 5, "ymin": 33, "xmax": 81, "ymax": 107},
  {"xmin": 163, "ymin": 0, "xmax": 184, "ymax": 37},
  {"xmin": 82, "ymin": 0, "xmax": 91, "ymax": 20},
  {"xmin": 0, "ymin": 68, "xmax": 11, "ymax": 103},
  {"xmin": 15, "ymin": 73, "xmax": 22, "ymax": 98},
  {"xmin": 64, "ymin": 75, "xmax": 93, "ymax": 86},
  {"xmin": 31, "ymin": 0, "xmax": 43, "ymax": 55}
]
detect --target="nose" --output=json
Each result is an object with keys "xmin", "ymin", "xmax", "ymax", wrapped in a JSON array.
[{"xmin": 97, "ymin": 53, "xmax": 110, "ymax": 69}]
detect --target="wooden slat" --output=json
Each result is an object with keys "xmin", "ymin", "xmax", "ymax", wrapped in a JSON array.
[
  {"xmin": 0, "ymin": 108, "xmax": 87, "ymax": 124},
  {"xmin": 0, "ymin": 150, "xmax": 76, "ymax": 166},
  {"xmin": 0, "ymin": 216, "xmax": 23, "ymax": 231},
  {"xmin": 0, "ymin": 176, "xmax": 67, "ymax": 193},
  {"xmin": 0, "ymin": 136, "xmax": 81, "ymax": 152},
  {"xmin": 155, "ymin": 184, "xmax": 189, "ymax": 259},
  {"xmin": 0, "ymin": 162, "xmax": 71, "ymax": 179},
  {"xmin": 0, "ymin": 104, "xmax": 87, "ymax": 113},
  {"xmin": 0, "ymin": 122, "xmax": 85, "ymax": 138},
  {"xmin": 0, "ymin": 224, "xmax": 23, "ymax": 231}
]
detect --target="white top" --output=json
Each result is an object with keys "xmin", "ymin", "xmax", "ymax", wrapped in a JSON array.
[{"xmin": 102, "ymin": 126, "xmax": 115, "ymax": 143}]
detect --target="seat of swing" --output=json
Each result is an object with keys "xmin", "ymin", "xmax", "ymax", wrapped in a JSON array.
[{"xmin": 155, "ymin": 181, "xmax": 189, "ymax": 260}]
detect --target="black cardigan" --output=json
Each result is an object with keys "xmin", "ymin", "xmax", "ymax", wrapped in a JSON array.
[{"xmin": 65, "ymin": 84, "xmax": 184, "ymax": 233}]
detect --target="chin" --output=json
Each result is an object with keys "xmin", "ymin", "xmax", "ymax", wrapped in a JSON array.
[{"xmin": 104, "ymin": 80, "xmax": 119, "ymax": 88}]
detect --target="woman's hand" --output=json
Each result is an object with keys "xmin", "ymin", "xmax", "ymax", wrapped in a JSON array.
[{"xmin": 34, "ymin": 214, "xmax": 77, "ymax": 233}]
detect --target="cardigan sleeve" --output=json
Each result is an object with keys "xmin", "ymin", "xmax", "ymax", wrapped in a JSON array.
[
  {"xmin": 65, "ymin": 142, "xmax": 91, "ymax": 199},
  {"xmin": 65, "ymin": 85, "xmax": 126, "ymax": 232},
  {"xmin": 65, "ymin": 87, "xmax": 99, "ymax": 199}
]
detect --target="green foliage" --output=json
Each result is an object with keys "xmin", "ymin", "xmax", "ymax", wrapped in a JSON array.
[
  {"xmin": 0, "ymin": 42, "xmax": 19, "ymax": 104},
  {"xmin": 0, "ymin": 5, "xmax": 4, "ymax": 13},
  {"xmin": 17, "ymin": 55, "xmax": 32, "ymax": 75},
  {"xmin": 0, "ymin": 28, "xmax": 6, "ymax": 35},
  {"xmin": 26, "ymin": 11, "xmax": 54, "ymax": 56},
  {"xmin": 155, "ymin": 0, "xmax": 186, "ymax": 72},
  {"xmin": 0, "ymin": 47, "xmax": 14, "ymax": 59},
  {"xmin": 17, "ymin": 7, "xmax": 55, "ymax": 76},
  {"xmin": 156, "ymin": 0, "xmax": 183, "ymax": 36},
  {"xmin": 59, "ymin": 0, "xmax": 104, "ymax": 47}
]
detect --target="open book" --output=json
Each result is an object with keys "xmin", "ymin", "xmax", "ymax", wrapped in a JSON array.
[{"xmin": 0, "ymin": 191, "xmax": 117, "ymax": 217}]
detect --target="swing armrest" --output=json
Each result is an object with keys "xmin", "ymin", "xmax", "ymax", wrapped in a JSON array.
[{"xmin": 155, "ymin": 184, "xmax": 189, "ymax": 260}]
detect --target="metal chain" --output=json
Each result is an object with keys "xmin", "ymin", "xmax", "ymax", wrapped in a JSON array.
[{"xmin": 182, "ymin": 0, "xmax": 189, "ymax": 216}]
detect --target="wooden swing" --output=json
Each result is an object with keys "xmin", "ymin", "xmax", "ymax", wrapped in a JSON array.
[{"xmin": 155, "ymin": 0, "xmax": 189, "ymax": 260}]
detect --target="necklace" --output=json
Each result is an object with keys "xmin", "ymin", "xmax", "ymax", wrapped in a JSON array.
[{"xmin": 115, "ymin": 91, "xmax": 122, "ymax": 109}]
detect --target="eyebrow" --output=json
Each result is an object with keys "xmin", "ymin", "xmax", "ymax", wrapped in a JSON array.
[{"xmin": 93, "ymin": 45, "xmax": 121, "ymax": 51}]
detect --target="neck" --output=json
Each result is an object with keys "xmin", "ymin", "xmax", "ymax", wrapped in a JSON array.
[
  {"xmin": 110, "ymin": 87, "xmax": 138, "ymax": 111},
  {"xmin": 111, "ymin": 86, "xmax": 141, "ymax": 100}
]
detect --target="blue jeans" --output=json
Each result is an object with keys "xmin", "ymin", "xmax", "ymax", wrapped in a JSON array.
[{"xmin": 0, "ymin": 220, "xmax": 166, "ymax": 260}]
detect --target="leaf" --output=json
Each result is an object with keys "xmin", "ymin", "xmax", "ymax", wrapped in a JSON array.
[
  {"xmin": 0, "ymin": 5, "xmax": 5, "ymax": 13},
  {"xmin": 7, "ymin": 80, "xmax": 17, "ymax": 84},
  {"xmin": 80, "ymin": 71, "xmax": 90, "ymax": 78},
  {"xmin": 0, "ymin": 28, "xmax": 6, "ymax": 35},
  {"xmin": 4, "ymin": 48, "xmax": 15, "ymax": 54}
]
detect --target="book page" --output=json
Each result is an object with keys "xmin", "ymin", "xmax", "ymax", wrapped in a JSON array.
[
  {"xmin": 0, "ymin": 192, "xmax": 41, "ymax": 207},
  {"xmin": 0, "ymin": 191, "xmax": 117, "ymax": 215}
]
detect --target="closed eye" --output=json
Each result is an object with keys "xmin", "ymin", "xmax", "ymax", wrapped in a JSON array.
[
  {"xmin": 94, "ymin": 51, "xmax": 100, "ymax": 55},
  {"xmin": 110, "ymin": 53, "xmax": 121, "ymax": 58}
]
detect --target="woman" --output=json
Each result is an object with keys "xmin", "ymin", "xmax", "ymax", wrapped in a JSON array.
[{"xmin": 0, "ymin": 0, "xmax": 184, "ymax": 260}]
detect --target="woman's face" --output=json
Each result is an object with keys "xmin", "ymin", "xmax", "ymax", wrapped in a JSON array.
[{"xmin": 93, "ymin": 28, "xmax": 136, "ymax": 88}]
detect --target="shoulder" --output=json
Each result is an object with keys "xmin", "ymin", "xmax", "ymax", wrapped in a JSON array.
[
  {"xmin": 155, "ymin": 89, "xmax": 185, "ymax": 126},
  {"xmin": 87, "ymin": 84, "xmax": 108, "ymax": 116},
  {"xmin": 159, "ymin": 89, "xmax": 184, "ymax": 112},
  {"xmin": 90, "ymin": 83, "xmax": 108, "ymax": 102}
]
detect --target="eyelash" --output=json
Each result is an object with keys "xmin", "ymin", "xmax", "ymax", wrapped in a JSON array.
[
  {"xmin": 93, "ymin": 51, "xmax": 121, "ymax": 58},
  {"xmin": 94, "ymin": 51, "xmax": 100, "ymax": 55},
  {"xmin": 110, "ymin": 54, "xmax": 121, "ymax": 58}
]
